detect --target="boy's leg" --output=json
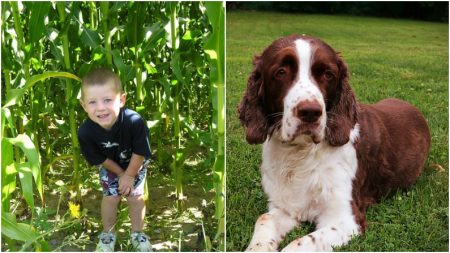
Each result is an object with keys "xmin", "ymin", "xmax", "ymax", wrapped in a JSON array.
[
  {"xmin": 97, "ymin": 167, "xmax": 121, "ymax": 251},
  {"xmin": 126, "ymin": 195, "xmax": 146, "ymax": 232},
  {"xmin": 127, "ymin": 195, "xmax": 152, "ymax": 251},
  {"xmin": 127, "ymin": 165, "xmax": 147, "ymax": 231},
  {"xmin": 101, "ymin": 195, "xmax": 121, "ymax": 232},
  {"xmin": 127, "ymin": 166, "xmax": 152, "ymax": 251},
  {"xmin": 99, "ymin": 166, "xmax": 122, "ymax": 232}
]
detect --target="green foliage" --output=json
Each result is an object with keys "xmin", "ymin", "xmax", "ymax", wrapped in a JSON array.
[
  {"xmin": 1, "ymin": 212, "xmax": 38, "ymax": 243},
  {"xmin": 226, "ymin": 11, "xmax": 448, "ymax": 251},
  {"xmin": 228, "ymin": 2, "xmax": 449, "ymax": 22},
  {"xmin": 3, "ymin": 72, "xmax": 81, "ymax": 107},
  {"xmin": 29, "ymin": 2, "xmax": 51, "ymax": 44},
  {"xmin": 2, "ymin": 1, "xmax": 222, "ymax": 251},
  {"xmin": 205, "ymin": 2, "xmax": 225, "ymax": 250},
  {"xmin": 2, "ymin": 134, "xmax": 42, "ymax": 211}
]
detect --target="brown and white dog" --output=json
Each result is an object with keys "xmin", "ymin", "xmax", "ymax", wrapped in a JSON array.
[{"xmin": 238, "ymin": 35, "xmax": 431, "ymax": 251}]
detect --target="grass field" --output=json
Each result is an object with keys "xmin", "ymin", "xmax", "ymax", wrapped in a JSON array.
[{"xmin": 226, "ymin": 11, "xmax": 448, "ymax": 251}]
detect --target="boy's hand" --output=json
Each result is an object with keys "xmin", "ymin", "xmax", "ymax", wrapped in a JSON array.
[{"xmin": 118, "ymin": 173, "xmax": 135, "ymax": 196}]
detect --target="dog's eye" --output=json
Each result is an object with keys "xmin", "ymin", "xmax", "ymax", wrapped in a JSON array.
[
  {"xmin": 323, "ymin": 70, "xmax": 335, "ymax": 80},
  {"xmin": 275, "ymin": 68, "xmax": 287, "ymax": 79}
]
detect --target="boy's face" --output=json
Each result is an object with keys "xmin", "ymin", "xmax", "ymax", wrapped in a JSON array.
[{"xmin": 80, "ymin": 81, "xmax": 126, "ymax": 130}]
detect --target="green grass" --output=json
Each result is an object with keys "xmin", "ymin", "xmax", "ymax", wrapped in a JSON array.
[{"xmin": 226, "ymin": 11, "xmax": 448, "ymax": 251}]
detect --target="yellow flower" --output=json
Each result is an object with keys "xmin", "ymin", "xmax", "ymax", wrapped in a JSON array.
[{"xmin": 68, "ymin": 201, "xmax": 81, "ymax": 219}]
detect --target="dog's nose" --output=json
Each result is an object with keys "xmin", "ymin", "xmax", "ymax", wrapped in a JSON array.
[{"xmin": 294, "ymin": 101, "xmax": 322, "ymax": 123}]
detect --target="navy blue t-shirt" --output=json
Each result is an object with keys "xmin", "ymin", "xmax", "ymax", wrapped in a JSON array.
[{"xmin": 78, "ymin": 108, "xmax": 151, "ymax": 169}]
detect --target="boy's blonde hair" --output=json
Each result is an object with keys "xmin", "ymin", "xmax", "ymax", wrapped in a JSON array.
[{"xmin": 81, "ymin": 68, "xmax": 123, "ymax": 98}]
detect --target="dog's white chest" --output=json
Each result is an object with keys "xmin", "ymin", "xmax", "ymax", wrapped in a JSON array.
[{"xmin": 261, "ymin": 140, "xmax": 358, "ymax": 222}]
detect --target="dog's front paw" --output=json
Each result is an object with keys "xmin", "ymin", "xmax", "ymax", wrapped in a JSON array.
[
  {"xmin": 246, "ymin": 241, "xmax": 277, "ymax": 252},
  {"xmin": 281, "ymin": 235, "xmax": 324, "ymax": 252}
]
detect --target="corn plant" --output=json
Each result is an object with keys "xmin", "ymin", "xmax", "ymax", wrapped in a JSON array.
[
  {"xmin": 205, "ymin": 2, "xmax": 225, "ymax": 250},
  {"xmin": 2, "ymin": 1, "xmax": 224, "ymax": 251}
]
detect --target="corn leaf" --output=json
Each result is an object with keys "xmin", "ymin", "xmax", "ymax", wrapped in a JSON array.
[
  {"xmin": 1, "ymin": 138, "xmax": 16, "ymax": 212},
  {"xmin": 48, "ymin": 31, "xmax": 65, "ymax": 63},
  {"xmin": 141, "ymin": 22, "xmax": 167, "ymax": 53},
  {"xmin": 17, "ymin": 164, "xmax": 35, "ymax": 209},
  {"xmin": 29, "ymin": 2, "xmax": 51, "ymax": 43},
  {"xmin": 1, "ymin": 211, "xmax": 38, "ymax": 242},
  {"xmin": 1, "ymin": 107, "xmax": 12, "ymax": 137},
  {"xmin": 126, "ymin": 2, "xmax": 146, "ymax": 47},
  {"xmin": 3, "ymin": 71, "xmax": 81, "ymax": 107},
  {"xmin": 80, "ymin": 27, "xmax": 102, "ymax": 48},
  {"xmin": 1, "ymin": 136, "xmax": 13, "ymax": 169},
  {"xmin": 111, "ymin": 49, "xmax": 136, "ymax": 82},
  {"xmin": 171, "ymin": 49, "xmax": 185, "ymax": 85},
  {"xmin": 5, "ymin": 134, "xmax": 43, "ymax": 203}
]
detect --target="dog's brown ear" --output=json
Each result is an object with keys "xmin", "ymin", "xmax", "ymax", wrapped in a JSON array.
[
  {"xmin": 238, "ymin": 56, "xmax": 268, "ymax": 144},
  {"xmin": 325, "ymin": 54, "xmax": 358, "ymax": 146}
]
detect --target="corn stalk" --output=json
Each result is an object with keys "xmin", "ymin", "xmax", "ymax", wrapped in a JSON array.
[
  {"xmin": 56, "ymin": 2, "xmax": 82, "ymax": 204},
  {"xmin": 168, "ymin": 3, "xmax": 185, "ymax": 213},
  {"xmin": 205, "ymin": 2, "xmax": 225, "ymax": 250},
  {"xmin": 100, "ymin": 2, "xmax": 112, "ymax": 66}
]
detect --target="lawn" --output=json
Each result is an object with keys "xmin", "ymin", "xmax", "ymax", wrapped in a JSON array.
[{"xmin": 226, "ymin": 11, "xmax": 448, "ymax": 251}]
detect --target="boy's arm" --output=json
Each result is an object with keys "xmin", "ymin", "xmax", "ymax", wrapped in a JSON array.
[
  {"xmin": 124, "ymin": 153, "xmax": 145, "ymax": 177},
  {"xmin": 102, "ymin": 158, "xmax": 125, "ymax": 176},
  {"xmin": 118, "ymin": 153, "xmax": 145, "ymax": 195}
]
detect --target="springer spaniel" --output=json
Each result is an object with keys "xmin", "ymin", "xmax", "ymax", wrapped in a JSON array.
[{"xmin": 238, "ymin": 35, "xmax": 431, "ymax": 251}]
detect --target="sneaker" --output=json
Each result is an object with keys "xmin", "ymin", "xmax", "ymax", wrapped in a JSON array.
[
  {"xmin": 96, "ymin": 232, "xmax": 116, "ymax": 252},
  {"xmin": 131, "ymin": 232, "xmax": 152, "ymax": 252}
]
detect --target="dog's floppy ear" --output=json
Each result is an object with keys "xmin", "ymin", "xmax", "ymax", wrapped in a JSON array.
[
  {"xmin": 325, "ymin": 54, "xmax": 358, "ymax": 146},
  {"xmin": 238, "ymin": 56, "xmax": 268, "ymax": 144}
]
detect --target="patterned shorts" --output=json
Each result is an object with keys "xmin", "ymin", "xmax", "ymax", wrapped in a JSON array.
[{"xmin": 99, "ymin": 161, "xmax": 148, "ymax": 196}]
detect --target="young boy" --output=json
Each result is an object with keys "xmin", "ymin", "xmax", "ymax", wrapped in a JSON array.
[{"xmin": 78, "ymin": 68, "xmax": 152, "ymax": 252}]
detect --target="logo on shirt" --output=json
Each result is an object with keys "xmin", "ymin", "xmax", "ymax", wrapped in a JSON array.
[
  {"xmin": 101, "ymin": 141, "xmax": 119, "ymax": 148},
  {"xmin": 119, "ymin": 149, "xmax": 132, "ymax": 163}
]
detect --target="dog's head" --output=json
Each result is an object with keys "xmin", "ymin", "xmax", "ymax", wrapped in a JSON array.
[{"xmin": 238, "ymin": 35, "xmax": 358, "ymax": 146}]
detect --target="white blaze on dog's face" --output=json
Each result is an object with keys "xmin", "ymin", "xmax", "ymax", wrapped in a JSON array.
[{"xmin": 281, "ymin": 39, "xmax": 327, "ymax": 144}]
